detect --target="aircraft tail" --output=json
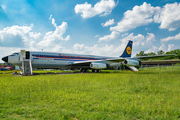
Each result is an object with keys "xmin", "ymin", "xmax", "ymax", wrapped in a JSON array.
[{"xmin": 120, "ymin": 40, "xmax": 133, "ymax": 58}]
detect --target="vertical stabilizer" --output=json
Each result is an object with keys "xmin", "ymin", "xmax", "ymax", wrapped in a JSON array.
[{"xmin": 120, "ymin": 40, "xmax": 133, "ymax": 58}]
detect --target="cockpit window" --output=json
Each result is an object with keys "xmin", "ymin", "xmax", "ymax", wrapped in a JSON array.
[{"xmin": 12, "ymin": 53, "xmax": 19, "ymax": 56}]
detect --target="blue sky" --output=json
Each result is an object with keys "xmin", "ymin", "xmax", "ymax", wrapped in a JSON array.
[{"xmin": 0, "ymin": 0, "xmax": 180, "ymax": 62}]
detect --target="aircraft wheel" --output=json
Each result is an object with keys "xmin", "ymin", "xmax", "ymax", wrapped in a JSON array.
[{"xmin": 80, "ymin": 68, "xmax": 84, "ymax": 72}]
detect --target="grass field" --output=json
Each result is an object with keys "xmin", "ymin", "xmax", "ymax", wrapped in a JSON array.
[{"xmin": 0, "ymin": 67, "xmax": 180, "ymax": 119}]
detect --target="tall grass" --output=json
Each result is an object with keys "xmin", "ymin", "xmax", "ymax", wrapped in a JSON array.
[{"xmin": 0, "ymin": 67, "xmax": 180, "ymax": 119}]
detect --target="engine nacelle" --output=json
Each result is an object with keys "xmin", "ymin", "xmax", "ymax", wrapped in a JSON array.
[
  {"xmin": 124, "ymin": 59, "xmax": 140, "ymax": 66},
  {"xmin": 90, "ymin": 63, "xmax": 107, "ymax": 69}
]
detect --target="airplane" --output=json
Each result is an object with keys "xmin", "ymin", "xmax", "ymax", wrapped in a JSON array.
[{"xmin": 1, "ymin": 40, "xmax": 176, "ymax": 74}]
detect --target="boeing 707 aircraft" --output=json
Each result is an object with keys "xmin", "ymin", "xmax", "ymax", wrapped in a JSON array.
[{"xmin": 1, "ymin": 40, "xmax": 175, "ymax": 73}]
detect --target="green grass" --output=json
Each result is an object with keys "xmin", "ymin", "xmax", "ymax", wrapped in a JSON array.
[{"xmin": 0, "ymin": 67, "xmax": 180, "ymax": 119}]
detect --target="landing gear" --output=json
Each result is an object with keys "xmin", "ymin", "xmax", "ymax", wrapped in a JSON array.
[
  {"xmin": 80, "ymin": 68, "xmax": 88, "ymax": 73},
  {"xmin": 92, "ymin": 69, "xmax": 101, "ymax": 73},
  {"xmin": 80, "ymin": 68, "xmax": 101, "ymax": 73}
]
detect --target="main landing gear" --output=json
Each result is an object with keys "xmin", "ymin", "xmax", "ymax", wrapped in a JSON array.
[
  {"xmin": 80, "ymin": 68, "xmax": 101, "ymax": 73},
  {"xmin": 80, "ymin": 68, "xmax": 88, "ymax": 72},
  {"xmin": 92, "ymin": 69, "xmax": 101, "ymax": 73}
]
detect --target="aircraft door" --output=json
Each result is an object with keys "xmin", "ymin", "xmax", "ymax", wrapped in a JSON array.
[{"xmin": 26, "ymin": 51, "xmax": 30, "ymax": 59}]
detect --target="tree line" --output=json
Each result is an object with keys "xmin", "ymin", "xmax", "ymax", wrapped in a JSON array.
[{"xmin": 136, "ymin": 49, "xmax": 180, "ymax": 60}]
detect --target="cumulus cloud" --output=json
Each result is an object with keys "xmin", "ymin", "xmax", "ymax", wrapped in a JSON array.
[
  {"xmin": 121, "ymin": 33, "xmax": 145, "ymax": 46},
  {"xmin": 121, "ymin": 33, "xmax": 129, "ymax": 37},
  {"xmin": 29, "ymin": 32, "xmax": 41, "ymax": 39},
  {"xmin": 37, "ymin": 16, "xmax": 70, "ymax": 47},
  {"xmin": 145, "ymin": 46, "xmax": 158, "ymax": 53},
  {"xmin": 110, "ymin": 2, "xmax": 161, "ymax": 32},
  {"xmin": 71, "ymin": 43, "xmax": 120, "ymax": 56},
  {"xmin": 0, "ymin": 24, "xmax": 33, "ymax": 47},
  {"xmin": 74, "ymin": 0, "xmax": 117, "ymax": 18},
  {"xmin": 168, "ymin": 44, "xmax": 175, "ymax": 51},
  {"xmin": 101, "ymin": 19, "xmax": 115, "ymax": 27},
  {"xmin": 0, "ymin": 15, "xmax": 70, "ymax": 54},
  {"xmin": 73, "ymin": 43, "xmax": 85, "ymax": 50},
  {"xmin": 159, "ymin": 43, "xmax": 166, "ymax": 51},
  {"xmin": 154, "ymin": 2, "xmax": 180, "ymax": 31},
  {"xmin": 107, "ymin": 2, "xmax": 180, "ymax": 34},
  {"xmin": 120, "ymin": 32, "xmax": 157, "ymax": 53},
  {"xmin": 146, "ymin": 33, "xmax": 155, "ymax": 43},
  {"xmin": 161, "ymin": 32, "xmax": 180, "ymax": 42},
  {"xmin": 99, "ymin": 31, "xmax": 120, "ymax": 42}
]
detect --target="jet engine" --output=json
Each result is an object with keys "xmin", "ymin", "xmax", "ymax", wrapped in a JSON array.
[
  {"xmin": 124, "ymin": 59, "xmax": 140, "ymax": 66},
  {"xmin": 90, "ymin": 63, "xmax": 107, "ymax": 69}
]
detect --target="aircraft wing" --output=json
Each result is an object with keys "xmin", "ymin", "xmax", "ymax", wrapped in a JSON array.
[
  {"xmin": 106, "ymin": 58, "xmax": 125, "ymax": 62},
  {"xmin": 66, "ymin": 60, "xmax": 96, "ymax": 67},
  {"xmin": 135, "ymin": 54, "xmax": 177, "ymax": 60},
  {"xmin": 66, "ymin": 58, "xmax": 126, "ymax": 67}
]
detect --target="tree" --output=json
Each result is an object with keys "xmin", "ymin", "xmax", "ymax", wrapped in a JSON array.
[
  {"xmin": 147, "ymin": 52, "xmax": 156, "ymax": 56},
  {"xmin": 166, "ymin": 49, "xmax": 180, "ymax": 59},
  {"xmin": 136, "ymin": 51, "xmax": 145, "ymax": 56},
  {"xmin": 157, "ymin": 50, "xmax": 165, "ymax": 55}
]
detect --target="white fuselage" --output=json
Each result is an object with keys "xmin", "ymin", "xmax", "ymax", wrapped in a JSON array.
[{"xmin": 8, "ymin": 51, "xmax": 120, "ymax": 69}]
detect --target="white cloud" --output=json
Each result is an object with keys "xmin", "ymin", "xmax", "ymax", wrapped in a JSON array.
[
  {"xmin": 0, "ymin": 16, "xmax": 72, "ymax": 62},
  {"xmin": 159, "ymin": 43, "xmax": 166, "ymax": 51},
  {"xmin": 108, "ymin": 2, "xmax": 180, "ymax": 33},
  {"xmin": 145, "ymin": 46, "xmax": 158, "ymax": 53},
  {"xmin": 73, "ymin": 44, "xmax": 85, "ymax": 50},
  {"xmin": 154, "ymin": 2, "xmax": 180, "ymax": 31},
  {"xmin": 146, "ymin": 33, "xmax": 155, "ymax": 43},
  {"xmin": 121, "ymin": 33, "xmax": 145, "ymax": 46},
  {"xmin": 101, "ymin": 19, "xmax": 115, "ymax": 27},
  {"xmin": 49, "ymin": 15, "xmax": 52, "ymax": 20},
  {"xmin": 51, "ymin": 18, "xmax": 57, "ymax": 27},
  {"xmin": 74, "ymin": 0, "xmax": 117, "ymax": 18},
  {"xmin": 95, "ymin": 35, "xmax": 99, "ymax": 37},
  {"xmin": 110, "ymin": 2, "xmax": 161, "ymax": 32},
  {"xmin": 99, "ymin": 31, "xmax": 120, "ymax": 42},
  {"xmin": 161, "ymin": 32, "xmax": 180, "ymax": 42},
  {"xmin": 37, "ymin": 16, "xmax": 70, "ymax": 47},
  {"xmin": 168, "ymin": 44, "xmax": 175, "ymax": 51},
  {"xmin": 121, "ymin": 33, "xmax": 129, "ymax": 37},
  {"xmin": 71, "ymin": 43, "xmax": 122, "ymax": 56},
  {"xmin": 0, "ymin": 16, "xmax": 70, "ymax": 53},
  {"xmin": 0, "ymin": 24, "xmax": 32, "ymax": 37},
  {"xmin": 29, "ymin": 32, "xmax": 41, "ymax": 39},
  {"xmin": 0, "ymin": 24, "xmax": 33, "ymax": 47},
  {"xmin": 1, "ymin": 4, "xmax": 6, "ymax": 11}
]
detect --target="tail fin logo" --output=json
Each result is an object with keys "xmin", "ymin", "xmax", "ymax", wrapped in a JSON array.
[{"xmin": 126, "ymin": 46, "xmax": 131, "ymax": 55}]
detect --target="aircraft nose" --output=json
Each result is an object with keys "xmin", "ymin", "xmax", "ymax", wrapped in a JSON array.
[{"xmin": 2, "ymin": 56, "xmax": 8, "ymax": 63}]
